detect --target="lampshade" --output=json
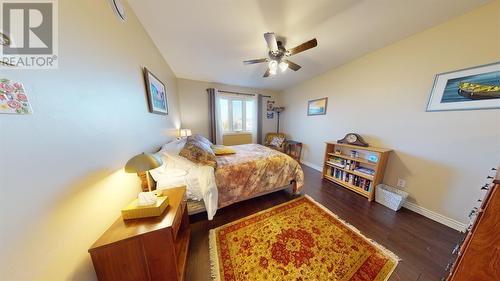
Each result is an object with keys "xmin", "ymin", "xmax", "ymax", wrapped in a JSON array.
[
  {"xmin": 179, "ymin": 129, "xmax": 192, "ymax": 137},
  {"xmin": 273, "ymin": 106, "xmax": 285, "ymax": 113},
  {"xmin": 125, "ymin": 153, "xmax": 163, "ymax": 173}
]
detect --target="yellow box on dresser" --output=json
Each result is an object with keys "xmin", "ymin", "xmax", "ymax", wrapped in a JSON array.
[{"xmin": 121, "ymin": 195, "xmax": 169, "ymax": 220}]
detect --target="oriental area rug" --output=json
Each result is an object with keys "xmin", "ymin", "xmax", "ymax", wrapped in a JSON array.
[{"xmin": 209, "ymin": 195, "xmax": 399, "ymax": 281}]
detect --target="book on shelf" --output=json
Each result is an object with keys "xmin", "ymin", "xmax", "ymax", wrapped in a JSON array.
[
  {"xmin": 327, "ymin": 157, "xmax": 361, "ymax": 170},
  {"xmin": 326, "ymin": 166, "xmax": 372, "ymax": 192},
  {"xmin": 354, "ymin": 167, "xmax": 375, "ymax": 176}
]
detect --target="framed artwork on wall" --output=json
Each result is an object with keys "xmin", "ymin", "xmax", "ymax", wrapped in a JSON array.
[
  {"xmin": 426, "ymin": 62, "xmax": 500, "ymax": 111},
  {"xmin": 143, "ymin": 67, "xmax": 168, "ymax": 115},
  {"xmin": 266, "ymin": 100, "xmax": 274, "ymax": 119},
  {"xmin": 0, "ymin": 78, "xmax": 33, "ymax": 114},
  {"xmin": 307, "ymin": 97, "xmax": 328, "ymax": 116}
]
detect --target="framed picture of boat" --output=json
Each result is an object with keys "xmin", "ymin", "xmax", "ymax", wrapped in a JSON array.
[
  {"xmin": 307, "ymin": 97, "xmax": 328, "ymax": 116},
  {"xmin": 426, "ymin": 62, "xmax": 500, "ymax": 111}
]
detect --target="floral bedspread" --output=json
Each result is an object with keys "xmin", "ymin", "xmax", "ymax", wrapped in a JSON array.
[{"xmin": 215, "ymin": 144, "xmax": 304, "ymax": 208}]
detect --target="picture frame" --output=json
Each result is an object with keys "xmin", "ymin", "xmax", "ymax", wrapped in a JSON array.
[
  {"xmin": 266, "ymin": 100, "xmax": 274, "ymax": 119},
  {"xmin": 426, "ymin": 62, "xmax": 500, "ymax": 112},
  {"xmin": 143, "ymin": 67, "xmax": 168, "ymax": 115},
  {"xmin": 307, "ymin": 97, "xmax": 328, "ymax": 116},
  {"xmin": 0, "ymin": 78, "xmax": 33, "ymax": 115}
]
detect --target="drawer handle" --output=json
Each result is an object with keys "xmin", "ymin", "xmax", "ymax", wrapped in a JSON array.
[{"xmin": 445, "ymin": 262, "xmax": 453, "ymax": 271}]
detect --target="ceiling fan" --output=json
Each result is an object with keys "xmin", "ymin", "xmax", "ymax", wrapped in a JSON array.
[{"xmin": 243, "ymin": 32, "xmax": 317, "ymax": 77}]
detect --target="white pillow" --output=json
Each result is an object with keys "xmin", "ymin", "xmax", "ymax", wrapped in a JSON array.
[
  {"xmin": 160, "ymin": 138, "xmax": 187, "ymax": 155},
  {"xmin": 149, "ymin": 150, "xmax": 195, "ymax": 181}
]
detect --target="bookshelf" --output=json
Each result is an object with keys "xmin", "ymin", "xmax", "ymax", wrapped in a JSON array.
[{"xmin": 322, "ymin": 142, "xmax": 391, "ymax": 201}]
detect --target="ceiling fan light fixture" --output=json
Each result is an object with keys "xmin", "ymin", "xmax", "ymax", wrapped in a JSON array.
[
  {"xmin": 0, "ymin": 32, "xmax": 11, "ymax": 46},
  {"xmin": 243, "ymin": 33, "xmax": 317, "ymax": 78},
  {"xmin": 269, "ymin": 60, "xmax": 278, "ymax": 75},
  {"xmin": 279, "ymin": 61, "xmax": 288, "ymax": 72},
  {"xmin": 269, "ymin": 60, "xmax": 278, "ymax": 70}
]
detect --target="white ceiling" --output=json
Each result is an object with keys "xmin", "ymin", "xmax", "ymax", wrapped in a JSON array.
[{"xmin": 128, "ymin": 0, "xmax": 491, "ymax": 90}]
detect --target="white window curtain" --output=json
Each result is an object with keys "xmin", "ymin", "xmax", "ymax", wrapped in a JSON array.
[
  {"xmin": 214, "ymin": 89, "xmax": 224, "ymax": 145},
  {"xmin": 250, "ymin": 94, "xmax": 258, "ymax": 143}
]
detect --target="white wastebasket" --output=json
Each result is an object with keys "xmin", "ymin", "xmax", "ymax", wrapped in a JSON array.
[{"xmin": 375, "ymin": 184, "xmax": 409, "ymax": 211}]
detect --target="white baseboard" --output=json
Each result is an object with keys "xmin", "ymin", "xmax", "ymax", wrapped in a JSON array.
[
  {"xmin": 300, "ymin": 160, "xmax": 323, "ymax": 172},
  {"xmin": 300, "ymin": 160, "xmax": 467, "ymax": 232},
  {"xmin": 402, "ymin": 201, "xmax": 467, "ymax": 232}
]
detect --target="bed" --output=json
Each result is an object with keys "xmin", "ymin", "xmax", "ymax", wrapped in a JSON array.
[{"xmin": 147, "ymin": 136, "xmax": 304, "ymax": 220}]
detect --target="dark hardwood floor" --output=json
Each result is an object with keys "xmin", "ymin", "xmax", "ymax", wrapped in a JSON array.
[{"xmin": 186, "ymin": 165, "xmax": 462, "ymax": 281}]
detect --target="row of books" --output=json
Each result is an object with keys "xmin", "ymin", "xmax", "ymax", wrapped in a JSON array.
[
  {"xmin": 327, "ymin": 157, "xmax": 359, "ymax": 170},
  {"xmin": 327, "ymin": 157, "xmax": 375, "ymax": 176},
  {"xmin": 326, "ymin": 166, "xmax": 373, "ymax": 191}
]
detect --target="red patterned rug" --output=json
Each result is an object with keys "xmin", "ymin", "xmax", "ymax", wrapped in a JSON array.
[{"xmin": 209, "ymin": 195, "xmax": 399, "ymax": 281}]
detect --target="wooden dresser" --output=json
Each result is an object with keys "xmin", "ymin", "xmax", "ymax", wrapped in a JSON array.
[
  {"xmin": 446, "ymin": 170, "xmax": 500, "ymax": 280},
  {"xmin": 88, "ymin": 187, "xmax": 190, "ymax": 281}
]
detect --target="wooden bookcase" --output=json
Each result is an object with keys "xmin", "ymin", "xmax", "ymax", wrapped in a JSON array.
[{"xmin": 322, "ymin": 142, "xmax": 391, "ymax": 201}]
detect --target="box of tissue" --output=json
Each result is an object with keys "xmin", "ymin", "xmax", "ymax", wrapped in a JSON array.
[{"xmin": 121, "ymin": 196, "xmax": 169, "ymax": 220}]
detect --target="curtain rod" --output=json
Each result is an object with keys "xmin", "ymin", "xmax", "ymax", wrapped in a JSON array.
[{"xmin": 217, "ymin": 90, "xmax": 271, "ymax": 98}]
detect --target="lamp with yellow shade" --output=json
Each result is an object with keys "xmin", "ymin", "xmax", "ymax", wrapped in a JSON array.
[
  {"xmin": 122, "ymin": 153, "xmax": 169, "ymax": 219},
  {"xmin": 125, "ymin": 153, "xmax": 163, "ymax": 192}
]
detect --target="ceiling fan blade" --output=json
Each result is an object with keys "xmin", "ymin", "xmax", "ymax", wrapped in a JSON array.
[
  {"xmin": 287, "ymin": 38, "xmax": 317, "ymax": 56},
  {"xmin": 243, "ymin": 58, "xmax": 268, "ymax": 65},
  {"xmin": 285, "ymin": 60, "xmax": 301, "ymax": 71},
  {"xmin": 263, "ymin": 68, "xmax": 271, "ymax": 77},
  {"xmin": 0, "ymin": 32, "xmax": 11, "ymax": 46},
  {"xmin": 0, "ymin": 60, "xmax": 14, "ymax": 67},
  {"xmin": 264, "ymin": 32, "xmax": 278, "ymax": 52}
]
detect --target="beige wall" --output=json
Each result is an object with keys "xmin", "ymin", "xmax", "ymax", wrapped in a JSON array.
[
  {"xmin": 0, "ymin": 1, "xmax": 181, "ymax": 280},
  {"xmin": 280, "ymin": 1, "xmax": 500, "ymax": 225},
  {"xmin": 177, "ymin": 78, "xmax": 281, "ymax": 143}
]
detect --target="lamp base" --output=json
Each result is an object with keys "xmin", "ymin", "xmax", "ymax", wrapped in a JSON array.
[{"xmin": 138, "ymin": 171, "xmax": 156, "ymax": 192}]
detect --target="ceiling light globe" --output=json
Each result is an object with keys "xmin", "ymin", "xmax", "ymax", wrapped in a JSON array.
[
  {"xmin": 279, "ymin": 61, "xmax": 288, "ymax": 72},
  {"xmin": 269, "ymin": 60, "xmax": 278, "ymax": 72}
]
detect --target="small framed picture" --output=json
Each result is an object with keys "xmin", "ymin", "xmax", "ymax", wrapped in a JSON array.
[
  {"xmin": 426, "ymin": 62, "xmax": 500, "ymax": 112},
  {"xmin": 307, "ymin": 97, "xmax": 328, "ymax": 116},
  {"xmin": 144, "ymin": 67, "xmax": 168, "ymax": 115}
]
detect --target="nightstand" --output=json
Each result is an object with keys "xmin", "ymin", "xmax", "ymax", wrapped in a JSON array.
[{"xmin": 88, "ymin": 187, "xmax": 190, "ymax": 281}]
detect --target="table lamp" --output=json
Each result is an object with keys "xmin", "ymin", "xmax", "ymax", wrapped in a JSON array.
[
  {"xmin": 179, "ymin": 128, "xmax": 192, "ymax": 138},
  {"xmin": 125, "ymin": 153, "xmax": 163, "ymax": 192}
]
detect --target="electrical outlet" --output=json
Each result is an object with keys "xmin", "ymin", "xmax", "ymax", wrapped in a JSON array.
[{"xmin": 397, "ymin": 178, "xmax": 406, "ymax": 188}]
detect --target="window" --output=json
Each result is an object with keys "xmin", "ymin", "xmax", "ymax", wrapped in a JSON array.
[
  {"xmin": 245, "ymin": 100, "xmax": 253, "ymax": 131},
  {"xmin": 220, "ymin": 99, "xmax": 229, "ymax": 131},
  {"xmin": 219, "ymin": 96, "xmax": 254, "ymax": 133},
  {"xmin": 232, "ymin": 100, "xmax": 243, "ymax": 131}
]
